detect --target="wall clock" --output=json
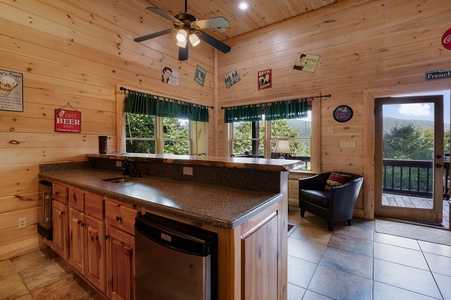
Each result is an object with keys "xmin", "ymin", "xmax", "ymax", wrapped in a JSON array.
[{"xmin": 333, "ymin": 105, "xmax": 353, "ymax": 122}]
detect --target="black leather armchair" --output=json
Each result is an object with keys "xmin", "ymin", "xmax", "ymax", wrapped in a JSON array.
[{"xmin": 299, "ymin": 172, "xmax": 363, "ymax": 231}]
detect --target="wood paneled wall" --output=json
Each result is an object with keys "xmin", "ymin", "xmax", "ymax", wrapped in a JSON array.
[
  {"xmin": 0, "ymin": 0, "xmax": 215, "ymax": 260},
  {"xmin": 215, "ymin": 0, "xmax": 451, "ymax": 216},
  {"xmin": 1, "ymin": 0, "xmax": 451, "ymax": 259}
]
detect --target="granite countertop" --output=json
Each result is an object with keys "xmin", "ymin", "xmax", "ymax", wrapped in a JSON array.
[{"xmin": 40, "ymin": 168, "xmax": 281, "ymax": 229}]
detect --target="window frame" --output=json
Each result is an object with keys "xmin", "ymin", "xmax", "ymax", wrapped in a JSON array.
[{"xmin": 227, "ymin": 99, "xmax": 320, "ymax": 172}]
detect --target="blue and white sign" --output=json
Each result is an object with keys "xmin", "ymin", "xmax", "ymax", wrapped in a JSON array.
[{"xmin": 425, "ymin": 69, "xmax": 451, "ymax": 81}]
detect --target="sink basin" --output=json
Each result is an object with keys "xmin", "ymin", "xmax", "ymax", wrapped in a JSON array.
[{"xmin": 102, "ymin": 176, "xmax": 137, "ymax": 183}]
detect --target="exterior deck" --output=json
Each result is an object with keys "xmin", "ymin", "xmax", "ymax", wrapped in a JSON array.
[{"xmin": 382, "ymin": 194, "xmax": 450, "ymax": 229}]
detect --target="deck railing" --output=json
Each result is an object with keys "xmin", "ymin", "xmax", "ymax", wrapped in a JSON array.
[{"xmin": 383, "ymin": 159, "xmax": 449, "ymax": 199}]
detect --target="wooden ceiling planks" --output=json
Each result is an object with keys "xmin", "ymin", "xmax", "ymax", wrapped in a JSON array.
[{"xmin": 138, "ymin": 0, "xmax": 342, "ymax": 40}]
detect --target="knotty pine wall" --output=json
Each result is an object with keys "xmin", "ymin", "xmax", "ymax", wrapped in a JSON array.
[
  {"xmin": 216, "ymin": 0, "xmax": 451, "ymax": 218},
  {"xmin": 0, "ymin": 0, "xmax": 215, "ymax": 260},
  {"xmin": 1, "ymin": 0, "xmax": 451, "ymax": 260}
]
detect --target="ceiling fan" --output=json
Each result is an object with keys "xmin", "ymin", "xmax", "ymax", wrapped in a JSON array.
[{"xmin": 134, "ymin": 0, "xmax": 232, "ymax": 61}]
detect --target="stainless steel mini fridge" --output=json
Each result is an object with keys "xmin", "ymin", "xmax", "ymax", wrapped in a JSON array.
[{"xmin": 135, "ymin": 213, "xmax": 217, "ymax": 300}]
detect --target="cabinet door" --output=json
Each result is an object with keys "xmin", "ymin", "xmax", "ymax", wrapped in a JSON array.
[
  {"xmin": 106, "ymin": 225, "xmax": 135, "ymax": 300},
  {"xmin": 69, "ymin": 208, "xmax": 85, "ymax": 274},
  {"xmin": 241, "ymin": 213, "xmax": 278, "ymax": 300},
  {"xmin": 52, "ymin": 200, "xmax": 69, "ymax": 260},
  {"xmin": 85, "ymin": 215, "xmax": 106, "ymax": 293}
]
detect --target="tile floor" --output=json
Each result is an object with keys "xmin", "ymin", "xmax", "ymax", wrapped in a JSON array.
[
  {"xmin": 287, "ymin": 210, "xmax": 451, "ymax": 300},
  {"xmin": 1, "ymin": 211, "xmax": 451, "ymax": 300}
]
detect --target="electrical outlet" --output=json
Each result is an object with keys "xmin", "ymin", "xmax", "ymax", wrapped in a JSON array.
[
  {"xmin": 18, "ymin": 217, "xmax": 26, "ymax": 229},
  {"xmin": 183, "ymin": 167, "xmax": 193, "ymax": 176},
  {"xmin": 340, "ymin": 140, "xmax": 356, "ymax": 148},
  {"xmin": 116, "ymin": 160, "xmax": 122, "ymax": 167}
]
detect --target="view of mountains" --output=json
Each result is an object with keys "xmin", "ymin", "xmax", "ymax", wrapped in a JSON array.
[
  {"xmin": 383, "ymin": 117, "xmax": 450, "ymax": 133},
  {"xmin": 287, "ymin": 117, "xmax": 451, "ymax": 135}
]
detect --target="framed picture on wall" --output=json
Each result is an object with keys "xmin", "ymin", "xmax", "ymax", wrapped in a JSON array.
[
  {"xmin": 194, "ymin": 65, "xmax": 206, "ymax": 86},
  {"xmin": 0, "ymin": 69, "xmax": 23, "ymax": 112}
]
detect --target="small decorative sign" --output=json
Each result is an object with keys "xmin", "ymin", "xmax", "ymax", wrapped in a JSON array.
[
  {"xmin": 224, "ymin": 69, "xmax": 241, "ymax": 89},
  {"xmin": 425, "ymin": 69, "xmax": 451, "ymax": 81},
  {"xmin": 333, "ymin": 105, "xmax": 353, "ymax": 123},
  {"xmin": 258, "ymin": 69, "xmax": 272, "ymax": 90},
  {"xmin": 161, "ymin": 65, "xmax": 179, "ymax": 86},
  {"xmin": 0, "ymin": 69, "xmax": 23, "ymax": 112},
  {"xmin": 293, "ymin": 53, "xmax": 320, "ymax": 73},
  {"xmin": 194, "ymin": 65, "xmax": 206, "ymax": 86},
  {"xmin": 55, "ymin": 109, "xmax": 81, "ymax": 133},
  {"xmin": 442, "ymin": 28, "xmax": 451, "ymax": 50}
]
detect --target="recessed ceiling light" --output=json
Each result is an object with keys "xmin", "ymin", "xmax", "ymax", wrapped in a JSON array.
[{"xmin": 239, "ymin": 2, "xmax": 249, "ymax": 10}]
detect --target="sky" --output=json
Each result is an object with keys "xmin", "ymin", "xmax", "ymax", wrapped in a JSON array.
[{"xmin": 382, "ymin": 90, "xmax": 451, "ymax": 124}]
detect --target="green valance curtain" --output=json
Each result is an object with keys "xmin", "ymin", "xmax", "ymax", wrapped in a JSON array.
[
  {"xmin": 124, "ymin": 89, "xmax": 209, "ymax": 122},
  {"xmin": 224, "ymin": 104, "xmax": 263, "ymax": 123},
  {"xmin": 223, "ymin": 99, "xmax": 308, "ymax": 123},
  {"xmin": 265, "ymin": 99, "xmax": 308, "ymax": 120}
]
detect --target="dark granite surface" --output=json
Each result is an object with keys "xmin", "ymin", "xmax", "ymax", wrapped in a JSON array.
[{"xmin": 40, "ymin": 168, "xmax": 281, "ymax": 229}]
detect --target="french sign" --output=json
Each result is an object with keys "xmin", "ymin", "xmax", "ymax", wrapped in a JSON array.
[{"xmin": 425, "ymin": 69, "xmax": 451, "ymax": 81}]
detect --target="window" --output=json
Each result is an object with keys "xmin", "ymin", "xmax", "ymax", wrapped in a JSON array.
[
  {"xmin": 230, "ymin": 111, "xmax": 313, "ymax": 170},
  {"xmin": 126, "ymin": 113, "xmax": 156, "ymax": 154},
  {"xmin": 125, "ymin": 113, "xmax": 192, "ymax": 155}
]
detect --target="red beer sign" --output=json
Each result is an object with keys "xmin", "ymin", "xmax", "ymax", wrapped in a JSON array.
[{"xmin": 55, "ymin": 109, "xmax": 81, "ymax": 133}]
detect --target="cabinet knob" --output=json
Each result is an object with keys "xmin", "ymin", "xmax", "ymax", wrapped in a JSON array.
[
  {"xmin": 105, "ymin": 235, "xmax": 110, "ymax": 240},
  {"xmin": 115, "ymin": 216, "xmax": 122, "ymax": 222},
  {"xmin": 55, "ymin": 192, "xmax": 60, "ymax": 196},
  {"xmin": 61, "ymin": 211, "xmax": 65, "ymax": 216}
]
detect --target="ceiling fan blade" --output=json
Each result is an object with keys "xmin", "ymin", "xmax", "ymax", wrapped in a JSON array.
[
  {"xmin": 178, "ymin": 43, "xmax": 190, "ymax": 61},
  {"xmin": 194, "ymin": 17, "xmax": 230, "ymax": 29},
  {"xmin": 146, "ymin": 7, "xmax": 182, "ymax": 24},
  {"xmin": 197, "ymin": 31, "xmax": 231, "ymax": 54},
  {"xmin": 134, "ymin": 28, "xmax": 173, "ymax": 42}
]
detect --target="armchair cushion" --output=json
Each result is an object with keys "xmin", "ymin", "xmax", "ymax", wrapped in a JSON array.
[
  {"xmin": 299, "ymin": 189, "xmax": 330, "ymax": 208},
  {"xmin": 325, "ymin": 171, "xmax": 354, "ymax": 191}
]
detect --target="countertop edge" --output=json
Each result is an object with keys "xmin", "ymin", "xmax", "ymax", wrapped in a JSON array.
[{"xmin": 39, "ymin": 171, "xmax": 283, "ymax": 230}]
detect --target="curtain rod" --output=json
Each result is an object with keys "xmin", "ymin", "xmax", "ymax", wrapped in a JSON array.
[
  {"xmin": 119, "ymin": 86, "xmax": 214, "ymax": 109},
  {"xmin": 220, "ymin": 94, "xmax": 331, "ymax": 109}
]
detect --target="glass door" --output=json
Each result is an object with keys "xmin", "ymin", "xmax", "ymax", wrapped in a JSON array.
[{"xmin": 375, "ymin": 95, "xmax": 444, "ymax": 224}]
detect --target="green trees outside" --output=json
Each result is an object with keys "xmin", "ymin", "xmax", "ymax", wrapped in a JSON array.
[
  {"xmin": 383, "ymin": 124, "xmax": 450, "ymax": 160},
  {"xmin": 232, "ymin": 119, "xmax": 310, "ymax": 156},
  {"xmin": 382, "ymin": 123, "xmax": 451, "ymax": 196},
  {"xmin": 125, "ymin": 113, "xmax": 189, "ymax": 155}
]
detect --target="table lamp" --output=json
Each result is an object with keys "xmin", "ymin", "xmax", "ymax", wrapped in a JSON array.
[{"xmin": 274, "ymin": 139, "xmax": 291, "ymax": 159}]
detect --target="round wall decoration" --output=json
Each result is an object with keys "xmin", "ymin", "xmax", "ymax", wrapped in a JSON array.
[{"xmin": 333, "ymin": 105, "xmax": 353, "ymax": 122}]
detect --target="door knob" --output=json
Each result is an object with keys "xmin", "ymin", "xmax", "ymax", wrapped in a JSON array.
[{"xmin": 436, "ymin": 163, "xmax": 443, "ymax": 168}]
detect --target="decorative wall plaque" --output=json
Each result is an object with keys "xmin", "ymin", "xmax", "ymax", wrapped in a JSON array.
[{"xmin": 333, "ymin": 105, "xmax": 353, "ymax": 122}]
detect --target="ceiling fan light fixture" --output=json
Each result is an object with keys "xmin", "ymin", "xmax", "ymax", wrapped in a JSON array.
[
  {"xmin": 176, "ymin": 29, "xmax": 187, "ymax": 42},
  {"xmin": 177, "ymin": 38, "xmax": 187, "ymax": 48},
  {"xmin": 189, "ymin": 33, "xmax": 200, "ymax": 47}
]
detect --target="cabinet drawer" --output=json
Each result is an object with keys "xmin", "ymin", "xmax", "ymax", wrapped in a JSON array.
[
  {"xmin": 53, "ymin": 183, "xmax": 69, "ymax": 205},
  {"xmin": 85, "ymin": 192, "xmax": 105, "ymax": 220},
  {"xmin": 106, "ymin": 199, "xmax": 140, "ymax": 235},
  {"xmin": 70, "ymin": 188, "xmax": 85, "ymax": 212}
]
